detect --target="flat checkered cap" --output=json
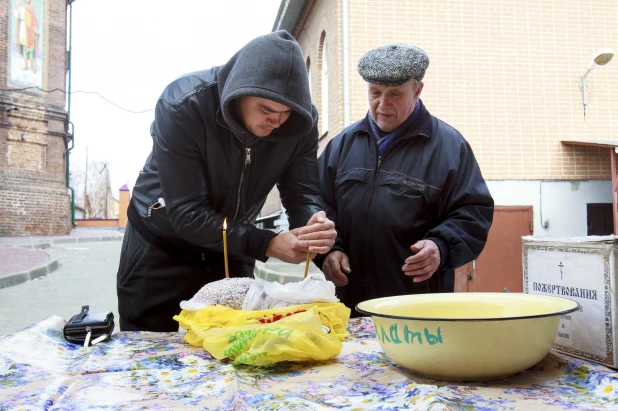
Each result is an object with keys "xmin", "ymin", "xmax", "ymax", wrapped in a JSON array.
[{"xmin": 357, "ymin": 44, "xmax": 430, "ymax": 86}]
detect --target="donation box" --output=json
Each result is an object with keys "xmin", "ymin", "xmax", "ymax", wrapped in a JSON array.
[{"xmin": 523, "ymin": 235, "xmax": 618, "ymax": 369}]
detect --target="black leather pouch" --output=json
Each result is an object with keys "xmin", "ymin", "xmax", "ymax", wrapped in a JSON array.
[{"xmin": 63, "ymin": 305, "xmax": 115, "ymax": 346}]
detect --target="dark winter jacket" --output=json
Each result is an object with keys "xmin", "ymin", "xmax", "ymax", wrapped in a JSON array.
[
  {"xmin": 130, "ymin": 31, "xmax": 323, "ymax": 268},
  {"xmin": 317, "ymin": 100, "xmax": 494, "ymax": 312}
]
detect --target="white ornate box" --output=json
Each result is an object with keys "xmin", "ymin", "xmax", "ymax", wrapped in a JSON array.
[{"xmin": 523, "ymin": 235, "xmax": 617, "ymax": 369}]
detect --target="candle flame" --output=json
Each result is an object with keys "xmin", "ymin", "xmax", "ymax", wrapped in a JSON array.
[{"xmin": 223, "ymin": 217, "xmax": 227, "ymax": 231}]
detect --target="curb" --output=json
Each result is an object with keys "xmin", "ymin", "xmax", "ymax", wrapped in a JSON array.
[
  {"xmin": 1, "ymin": 235, "xmax": 124, "ymax": 249},
  {"xmin": 0, "ymin": 236, "xmax": 123, "ymax": 289},
  {"xmin": 0, "ymin": 250, "xmax": 59, "ymax": 289},
  {"xmin": 4, "ymin": 242, "xmax": 52, "ymax": 249}
]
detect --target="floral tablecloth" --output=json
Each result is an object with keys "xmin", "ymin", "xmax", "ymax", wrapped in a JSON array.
[{"xmin": 1, "ymin": 316, "xmax": 617, "ymax": 410}]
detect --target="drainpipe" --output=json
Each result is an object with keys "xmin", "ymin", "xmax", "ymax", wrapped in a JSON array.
[
  {"xmin": 66, "ymin": 0, "xmax": 76, "ymax": 226},
  {"xmin": 342, "ymin": 0, "xmax": 350, "ymax": 127}
]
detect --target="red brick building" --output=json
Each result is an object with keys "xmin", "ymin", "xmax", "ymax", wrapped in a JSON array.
[{"xmin": 0, "ymin": 0, "xmax": 71, "ymax": 235}]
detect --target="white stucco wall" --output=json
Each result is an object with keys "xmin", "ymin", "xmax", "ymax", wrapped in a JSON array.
[
  {"xmin": 486, "ymin": 180, "xmax": 612, "ymax": 237},
  {"xmin": 274, "ymin": 206, "xmax": 290, "ymax": 232}
]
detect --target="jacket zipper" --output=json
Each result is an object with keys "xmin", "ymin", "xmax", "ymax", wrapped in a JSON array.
[
  {"xmin": 215, "ymin": 114, "xmax": 259, "ymax": 221},
  {"xmin": 359, "ymin": 141, "xmax": 382, "ymax": 292},
  {"xmin": 233, "ymin": 145, "xmax": 252, "ymax": 219}
]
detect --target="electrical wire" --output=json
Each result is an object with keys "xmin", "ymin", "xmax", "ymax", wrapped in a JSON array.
[{"xmin": 0, "ymin": 86, "xmax": 154, "ymax": 114}]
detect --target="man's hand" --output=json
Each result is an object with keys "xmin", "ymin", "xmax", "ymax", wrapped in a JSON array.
[
  {"xmin": 265, "ymin": 211, "xmax": 336, "ymax": 264},
  {"xmin": 297, "ymin": 211, "xmax": 337, "ymax": 254},
  {"xmin": 402, "ymin": 240, "xmax": 441, "ymax": 282},
  {"xmin": 265, "ymin": 229, "xmax": 309, "ymax": 264},
  {"xmin": 322, "ymin": 250, "xmax": 351, "ymax": 286}
]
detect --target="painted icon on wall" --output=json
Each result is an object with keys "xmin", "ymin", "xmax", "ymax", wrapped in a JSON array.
[{"xmin": 8, "ymin": 0, "xmax": 46, "ymax": 89}]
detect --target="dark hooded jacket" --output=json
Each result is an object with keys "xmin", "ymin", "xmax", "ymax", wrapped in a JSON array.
[
  {"xmin": 316, "ymin": 100, "xmax": 494, "ymax": 313},
  {"xmin": 129, "ymin": 31, "xmax": 323, "ymax": 268}
]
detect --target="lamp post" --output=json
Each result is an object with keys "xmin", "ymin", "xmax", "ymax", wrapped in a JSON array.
[
  {"xmin": 580, "ymin": 48, "xmax": 614, "ymax": 109},
  {"xmin": 581, "ymin": 48, "xmax": 618, "ymax": 234}
]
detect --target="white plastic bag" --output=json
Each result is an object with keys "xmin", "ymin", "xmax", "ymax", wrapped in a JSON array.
[{"xmin": 242, "ymin": 272, "xmax": 339, "ymax": 311}]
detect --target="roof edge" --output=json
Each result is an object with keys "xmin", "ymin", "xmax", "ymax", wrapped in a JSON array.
[{"xmin": 272, "ymin": 0, "xmax": 307, "ymax": 34}]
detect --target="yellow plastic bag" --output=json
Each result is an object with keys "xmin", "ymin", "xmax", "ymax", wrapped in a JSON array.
[{"xmin": 174, "ymin": 302, "xmax": 350, "ymax": 366}]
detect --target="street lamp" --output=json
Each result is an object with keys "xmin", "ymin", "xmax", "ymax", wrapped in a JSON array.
[{"xmin": 580, "ymin": 48, "xmax": 614, "ymax": 108}]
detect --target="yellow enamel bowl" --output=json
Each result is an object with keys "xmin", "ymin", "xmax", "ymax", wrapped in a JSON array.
[{"xmin": 356, "ymin": 292, "xmax": 579, "ymax": 381}]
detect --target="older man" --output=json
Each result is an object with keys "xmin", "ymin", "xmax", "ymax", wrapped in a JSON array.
[{"xmin": 316, "ymin": 44, "xmax": 494, "ymax": 315}]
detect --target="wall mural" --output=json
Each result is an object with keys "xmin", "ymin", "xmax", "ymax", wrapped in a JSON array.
[{"xmin": 8, "ymin": 0, "xmax": 46, "ymax": 90}]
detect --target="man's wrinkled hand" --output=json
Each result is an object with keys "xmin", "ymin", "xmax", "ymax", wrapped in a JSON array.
[
  {"xmin": 402, "ymin": 240, "xmax": 441, "ymax": 282},
  {"xmin": 296, "ymin": 211, "xmax": 337, "ymax": 255},
  {"xmin": 322, "ymin": 250, "xmax": 351, "ymax": 287}
]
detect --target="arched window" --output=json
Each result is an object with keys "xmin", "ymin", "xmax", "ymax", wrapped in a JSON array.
[
  {"xmin": 319, "ymin": 33, "xmax": 328, "ymax": 134},
  {"xmin": 306, "ymin": 57, "xmax": 312, "ymax": 97}
]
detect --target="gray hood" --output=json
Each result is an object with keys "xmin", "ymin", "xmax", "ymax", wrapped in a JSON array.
[{"xmin": 217, "ymin": 30, "xmax": 314, "ymax": 142}]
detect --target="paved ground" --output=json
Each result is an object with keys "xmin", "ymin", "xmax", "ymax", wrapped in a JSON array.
[
  {"xmin": 0, "ymin": 247, "xmax": 49, "ymax": 276},
  {"xmin": 0, "ymin": 228, "xmax": 124, "ymax": 290},
  {"xmin": 0, "ymin": 227, "xmax": 124, "ymax": 247},
  {"xmin": 0, "ymin": 228, "xmax": 124, "ymax": 336},
  {"xmin": 0, "ymin": 240, "xmax": 122, "ymax": 336}
]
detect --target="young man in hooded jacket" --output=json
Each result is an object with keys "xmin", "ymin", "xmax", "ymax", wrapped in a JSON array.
[
  {"xmin": 117, "ymin": 31, "xmax": 336, "ymax": 332},
  {"xmin": 317, "ymin": 44, "xmax": 494, "ymax": 316}
]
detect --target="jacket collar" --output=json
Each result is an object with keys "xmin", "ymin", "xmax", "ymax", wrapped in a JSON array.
[{"xmin": 355, "ymin": 99, "xmax": 433, "ymax": 139}]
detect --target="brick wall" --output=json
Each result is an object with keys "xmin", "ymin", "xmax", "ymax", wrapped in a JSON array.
[
  {"xmin": 260, "ymin": 0, "xmax": 343, "ymax": 218},
  {"xmin": 295, "ymin": 0, "xmax": 618, "ymax": 181},
  {"xmin": 0, "ymin": 0, "xmax": 70, "ymax": 236},
  {"xmin": 261, "ymin": 185, "xmax": 282, "ymax": 217},
  {"xmin": 294, "ymin": 0, "xmax": 343, "ymax": 153}
]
